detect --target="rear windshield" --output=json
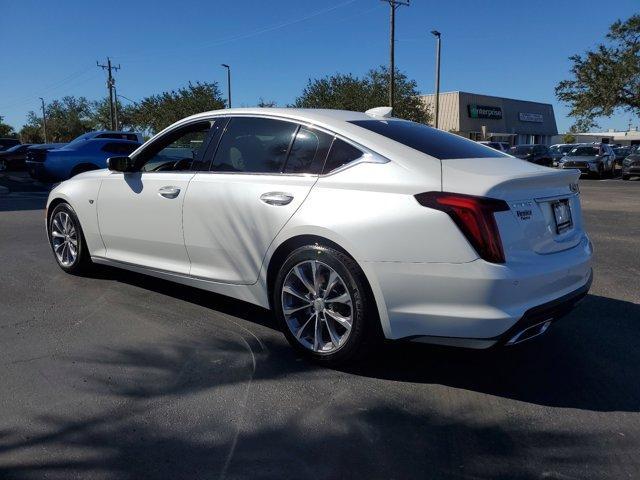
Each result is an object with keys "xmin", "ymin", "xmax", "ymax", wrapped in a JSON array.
[
  {"xmin": 568, "ymin": 146, "xmax": 598, "ymax": 156},
  {"xmin": 348, "ymin": 120, "xmax": 507, "ymax": 160}
]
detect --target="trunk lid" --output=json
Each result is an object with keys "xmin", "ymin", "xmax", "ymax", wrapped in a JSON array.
[{"xmin": 441, "ymin": 157, "xmax": 584, "ymax": 258}]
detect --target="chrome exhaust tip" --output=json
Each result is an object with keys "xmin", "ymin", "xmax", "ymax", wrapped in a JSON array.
[{"xmin": 506, "ymin": 320, "xmax": 552, "ymax": 346}]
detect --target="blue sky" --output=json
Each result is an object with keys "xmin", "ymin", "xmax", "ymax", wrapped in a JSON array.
[{"xmin": 1, "ymin": 0, "xmax": 637, "ymax": 132}]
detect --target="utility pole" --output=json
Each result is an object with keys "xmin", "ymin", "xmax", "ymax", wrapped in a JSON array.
[
  {"xmin": 221, "ymin": 64, "xmax": 231, "ymax": 108},
  {"xmin": 113, "ymin": 85, "xmax": 119, "ymax": 131},
  {"xmin": 97, "ymin": 57, "xmax": 121, "ymax": 130},
  {"xmin": 431, "ymin": 30, "xmax": 441, "ymax": 129},
  {"xmin": 39, "ymin": 97, "xmax": 48, "ymax": 143},
  {"xmin": 381, "ymin": 0, "xmax": 409, "ymax": 111}
]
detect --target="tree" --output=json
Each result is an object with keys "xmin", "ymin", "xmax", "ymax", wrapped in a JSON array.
[
  {"xmin": 292, "ymin": 66, "xmax": 431, "ymax": 124},
  {"xmin": 20, "ymin": 96, "xmax": 93, "ymax": 143},
  {"xmin": 131, "ymin": 82, "xmax": 225, "ymax": 134},
  {"xmin": 90, "ymin": 97, "xmax": 137, "ymax": 131},
  {"xmin": 257, "ymin": 98, "xmax": 277, "ymax": 108},
  {"xmin": 0, "ymin": 116, "xmax": 16, "ymax": 137},
  {"xmin": 563, "ymin": 133, "xmax": 576, "ymax": 144},
  {"xmin": 19, "ymin": 123, "xmax": 44, "ymax": 144},
  {"xmin": 556, "ymin": 14, "xmax": 640, "ymax": 130}
]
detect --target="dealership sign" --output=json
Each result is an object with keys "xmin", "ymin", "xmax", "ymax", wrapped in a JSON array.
[
  {"xmin": 468, "ymin": 104, "xmax": 502, "ymax": 120},
  {"xmin": 519, "ymin": 112, "xmax": 544, "ymax": 123}
]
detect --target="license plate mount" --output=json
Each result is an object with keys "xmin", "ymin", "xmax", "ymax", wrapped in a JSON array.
[{"xmin": 553, "ymin": 199, "xmax": 573, "ymax": 234}]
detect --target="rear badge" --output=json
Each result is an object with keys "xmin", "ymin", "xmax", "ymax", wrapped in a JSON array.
[
  {"xmin": 516, "ymin": 209, "xmax": 532, "ymax": 221},
  {"xmin": 512, "ymin": 201, "xmax": 533, "ymax": 221}
]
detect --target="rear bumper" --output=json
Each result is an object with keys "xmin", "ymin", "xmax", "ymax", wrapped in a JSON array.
[
  {"xmin": 368, "ymin": 235, "xmax": 593, "ymax": 342},
  {"xmin": 25, "ymin": 161, "xmax": 58, "ymax": 182}
]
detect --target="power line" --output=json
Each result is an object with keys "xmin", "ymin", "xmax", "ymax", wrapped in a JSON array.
[{"xmin": 97, "ymin": 58, "xmax": 121, "ymax": 130}]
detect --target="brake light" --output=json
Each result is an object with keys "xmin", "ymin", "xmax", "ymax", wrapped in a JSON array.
[{"xmin": 415, "ymin": 191, "xmax": 509, "ymax": 263}]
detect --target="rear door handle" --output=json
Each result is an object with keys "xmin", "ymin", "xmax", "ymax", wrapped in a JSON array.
[
  {"xmin": 158, "ymin": 186, "xmax": 181, "ymax": 199},
  {"xmin": 260, "ymin": 192, "xmax": 294, "ymax": 206}
]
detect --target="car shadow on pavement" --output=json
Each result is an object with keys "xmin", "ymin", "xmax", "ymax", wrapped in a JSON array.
[
  {"xmin": 84, "ymin": 265, "xmax": 640, "ymax": 413},
  {"xmin": 344, "ymin": 294, "xmax": 640, "ymax": 413}
]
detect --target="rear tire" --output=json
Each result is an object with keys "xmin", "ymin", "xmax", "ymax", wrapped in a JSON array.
[
  {"xmin": 622, "ymin": 174, "xmax": 630, "ymax": 180},
  {"xmin": 48, "ymin": 202, "xmax": 93, "ymax": 275},
  {"xmin": 273, "ymin": 245, "xmax": 381, "ymax": 366}
]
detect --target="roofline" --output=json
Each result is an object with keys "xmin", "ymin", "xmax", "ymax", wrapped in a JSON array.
[{"xmin": 420, "ymin": 90, "xmax": 554, "ymax": 107}]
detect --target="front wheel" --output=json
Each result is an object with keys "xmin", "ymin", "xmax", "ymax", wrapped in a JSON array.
[
  {"xmin": 273, "ymin": 245, "xmax": 380, "ymax": 366},
  {"xmin": 48, "ymin": 202, "xmax": 93, "ymax": 274}
]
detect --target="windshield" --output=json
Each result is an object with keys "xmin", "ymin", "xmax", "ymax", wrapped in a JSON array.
[
  {"xmin": 348, "ymin": 120, "xmax": 507, "ymax": 159},
  {"xmin": 568, "ymin": 146, "xmax": 599, "ymax": 156},
  {"xmin": 510, "ymin": 146, "xmax": 533, "ymax": 155}
]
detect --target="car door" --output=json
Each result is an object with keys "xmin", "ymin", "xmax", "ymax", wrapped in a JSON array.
[
  {"xmin": 183, "ymin": 116, "xmax": 333, "ymax": 284},
  {"xmin": 97, "ymin": 119, "xmax": 217, "ymax": 274}
]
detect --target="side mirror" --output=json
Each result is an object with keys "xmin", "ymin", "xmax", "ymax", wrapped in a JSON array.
[{"xmin": 107, "ymin": 156, "xmax": 135, "ymax": 172}]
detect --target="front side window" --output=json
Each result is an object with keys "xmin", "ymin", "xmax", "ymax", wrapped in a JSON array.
[
  {"xmin": 138, "ymin": 121, "xmax": 213, "ymax": 172},
  {"xmin": 350, "ymin": 120, "xmax": 507, "ymax": 160},
  {"xmin": 284, "ymin": 127, "xmax": 333, "ymax": 174},
  {"xmin": 212, "ymin": 117, "xmax": 297, "ymax": 173}
]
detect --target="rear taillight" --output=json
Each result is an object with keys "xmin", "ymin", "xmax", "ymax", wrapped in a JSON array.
[{"xmin": 415, "ymin": 191, "xmax": 510, "ymax": 263}]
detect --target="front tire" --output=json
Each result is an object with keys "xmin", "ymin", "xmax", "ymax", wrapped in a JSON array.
[
  {"xmin": 48, "ymin": 202, "xmax": 93, "ymax": 274},
  {"xmin": 273, "ymin": 245, "xmax": 380, "ymax": 366}
]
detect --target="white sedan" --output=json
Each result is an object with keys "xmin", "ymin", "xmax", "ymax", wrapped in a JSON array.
[{"xmin": 46, "ymin": 107, "xmax": 593, "ymax": 365}]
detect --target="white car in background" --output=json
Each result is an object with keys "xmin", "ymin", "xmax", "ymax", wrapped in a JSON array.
[
  {"xmin": 478, "ymin": 140, "xmax": 510, "ymax": 152},
  {"xmin": 45, "ymin": 107, "xmax": 593, "ymax": 365}
]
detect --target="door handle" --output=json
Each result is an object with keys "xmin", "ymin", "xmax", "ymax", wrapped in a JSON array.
[
  {"xmin": 158, "ymin": 186, "xmax": 181, "ymax": 199},
  {"xmin": 260, "ymin": 192, "xmax": 294, "ymax": 206}
]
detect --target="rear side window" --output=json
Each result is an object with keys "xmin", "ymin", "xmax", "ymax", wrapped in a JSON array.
[
  {"xmin": 349, "ymin": 120, "xmax": 508, "ymax": 160},
  {"xmin": 212, "ymin": 117, "xmax": 297, "ymax": 173},
  {"xmin": 284, "ymin": 127, "xmax": 333, "ymax": 174},
  {"xmin": 97, "ymin": 133, "xmax": 139, "ymax": 141},
  {"xmin": 323, "ymin": 138, "xmax": 363, "ymax": 173},
  {"xmin": 102, "ymin": 142, "xmax": 140, "ymax": 155}
]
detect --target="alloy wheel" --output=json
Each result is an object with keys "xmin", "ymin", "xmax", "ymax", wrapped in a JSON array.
[
  {"xmin": 51, "ymin": 211, "xmax": 78, "ymax": 267},
  {"xmin": 281, "ymin": 260, "xmax": 353, "ymax": 353}
]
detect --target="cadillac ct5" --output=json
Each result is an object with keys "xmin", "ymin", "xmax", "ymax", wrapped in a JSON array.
[{"xmin": 45, "ymin": 107, "xmax": 593, "ymax": 365}]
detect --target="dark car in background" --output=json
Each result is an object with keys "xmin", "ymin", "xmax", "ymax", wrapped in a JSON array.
[
  {"xmin": 508, "ymin": 144, "xmax": 553, "ymax": 167},
  {"xmin": 559, "ymin": 143, "xmax": 616, "ymax": 178},
  {"xmin": 549, "ymin": 144, "xmax": 575, "ymax": 167},
  {"xmin": 0, "ymin": 143, "xmax": 33, "ymax": 170},
  {"xmin": 25, "ymin": 144, "xmax": 68, "ymax": 179},
  {"xmin": 613, "ymin": 146, "xmax": 631, "ymax": 170},
  {"xmin": 622, "ymin": 145, "xmax": 640, "ymax": 180},
  {"xmin": 27, "ymin": 137, "xmax": 140, "ymax": 182},
  {"xmin": 0, "ymin": 138, "xmax": 20, "ymax": 151}
]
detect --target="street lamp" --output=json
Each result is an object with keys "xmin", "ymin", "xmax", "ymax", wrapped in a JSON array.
[
  {"xmin": 39, "ymin": 97, "xmax": 48, "ymax": 143},
  {"xmin": 431, "ymin": 30, "xmax": 441, "ymax": 129},
  {"xmin": 221, "ymin": 64, "xmax": 231, "ymax": 108}
]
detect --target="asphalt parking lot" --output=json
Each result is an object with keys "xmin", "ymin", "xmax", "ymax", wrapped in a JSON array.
[{"xmin": 0, "ymin": 172, "xmax": 639, "ymax": 479}]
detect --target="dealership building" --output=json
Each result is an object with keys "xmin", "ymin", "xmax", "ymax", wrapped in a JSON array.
[{"xmin": 421, "ymin": 91, "xmax": 558, "ymax": 146}]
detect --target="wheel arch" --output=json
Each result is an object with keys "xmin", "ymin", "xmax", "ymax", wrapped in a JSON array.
[
  {"xmin": 265, "ymin": 233, "xmax": 389, "ymax": 338},
  {"xmin": 70, "ymin": 163, "xmax": 100, "ymax": 177}
]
